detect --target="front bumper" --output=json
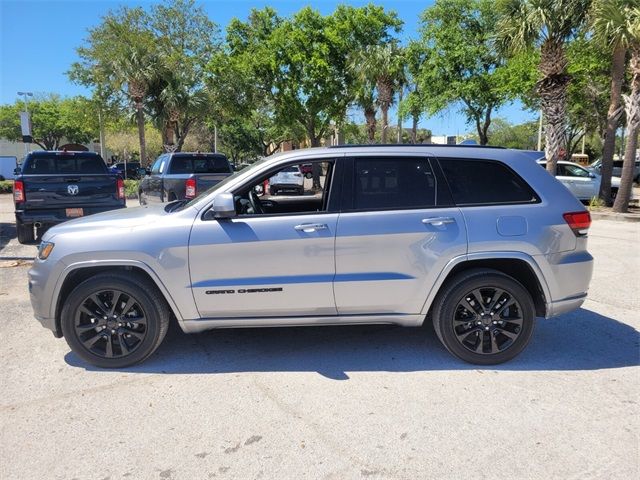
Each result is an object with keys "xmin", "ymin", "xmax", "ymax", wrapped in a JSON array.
[{"xmin": 28, "ymin": 257, "xmax": 65, "ymax": 337}]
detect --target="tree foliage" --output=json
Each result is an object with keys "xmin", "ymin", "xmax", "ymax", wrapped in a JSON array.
[{"xmin": 0, "ymin": 95, "xmax": 98, "ymax": 150}]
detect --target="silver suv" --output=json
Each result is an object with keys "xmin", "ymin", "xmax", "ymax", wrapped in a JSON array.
[{"xmin": 28, "ymin": 146, "xmax": 594, "ymax": 368}]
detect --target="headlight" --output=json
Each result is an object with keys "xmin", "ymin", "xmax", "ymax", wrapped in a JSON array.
[{"xmin": 37, "ymin": 241, "xmax": 55, "ymax": 260}]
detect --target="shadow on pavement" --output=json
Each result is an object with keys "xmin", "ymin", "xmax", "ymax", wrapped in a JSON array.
[
  {"xmin": 65, "ymin": 307, "xmax": 640, "ymax": 379},
  {"xmin": 0, "ymin": 222, "xmax": 16, "ymax": 251}
]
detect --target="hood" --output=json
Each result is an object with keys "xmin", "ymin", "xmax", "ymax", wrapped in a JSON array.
[{"xmin": 43, "ymin": 204, "xmax": 169, "ymax": 240}]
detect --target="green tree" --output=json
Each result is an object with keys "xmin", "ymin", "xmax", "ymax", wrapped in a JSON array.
[
  {"xmin": 591, "ymin": 0, "xmax": 639, "ymax": 204},
  {"xmin": 351, "ymin": 42, "xmax": 403, "ymax": 143},
  {"xmin": 497, "ymin": 0, "xmax": 591, "ymax": 173},
  {"xmin": 0, "ymin": 95, "xmax": 98, "ymax": 150},
  {"xmin": 418, "ymin": 0, "xmax": 512, "ymax": 145},
  {"xmin": 399, "ymin": 40, "xmax": 429, "ymax": 144}
]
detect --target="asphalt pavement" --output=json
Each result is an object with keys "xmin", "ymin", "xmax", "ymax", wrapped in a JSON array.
[{"xmin": 0, "ymin": 194, "xmax": 638, "ymax": 480}]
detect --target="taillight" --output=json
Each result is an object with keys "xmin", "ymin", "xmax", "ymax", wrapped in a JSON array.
[
  {"xmin": 563, "ymin": 211, "xmax": 591, "ymax": 236},
  {"xmin": 116, "ymin": 178, "xmax": 125, "ymax": 200},
  {"xmin": 14, "ymin": 180, "xmax": 25, "ymax": 203},
  {"xmin": 185, "ymin": 178, "xmax": 196, "ymax": 199}
]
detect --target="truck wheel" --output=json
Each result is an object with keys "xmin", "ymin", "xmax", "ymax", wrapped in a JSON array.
[
  {"xmin": 432, "ymin": 269, "xmax": 535, "ymax": 365},
  {"xmin": 61, "ymin": 271, "xmax": 171, "ymax": 368},
  {"xmin": 611, "ymin": 188, "xmax": 618, "ymax": 200},
  {"xmin": 138, "ymin": 191, "xmax": 146, "ymax": 205},
  {"xmin": 16, "ymin": 219, "xmax": 35, "ymax": 244}
]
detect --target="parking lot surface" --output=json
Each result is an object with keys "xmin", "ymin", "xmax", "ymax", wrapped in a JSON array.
[{"xmin": 0, "ymin": 194, "xmax": 638, "ymax": 480}]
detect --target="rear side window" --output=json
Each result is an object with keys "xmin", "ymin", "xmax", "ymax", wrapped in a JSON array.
[
  {"xmin": 353, "ymin": 157, "xmax": 437, "ymax": 210},
  {"xmin": 439, "ymin": 159, "xmax": 538, "ymax": 205},
  {"xmin": 169, "ymin": 155, "xmax": 231, "ymax": 174},
  {"xmin": 23, "ymin": 154, "xmax": 107, "ymax": 174}
]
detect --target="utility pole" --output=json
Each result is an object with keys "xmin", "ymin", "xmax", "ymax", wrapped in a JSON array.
[
  {"xmin": 18, "ymin": 91, "xmax": 33, "ymax": 156},
  {"xmin": 98, "ymin": 108, "xmax": 106, "ymax": 160}
]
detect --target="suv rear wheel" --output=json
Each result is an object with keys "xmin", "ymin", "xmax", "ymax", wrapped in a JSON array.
[
  {"xmin": 432, "ymin": 269, "xmax": 535, "ymax": 365},
  {"xmin": 61, "ymin": 272, "xmax": 170, "ymax": 368}
]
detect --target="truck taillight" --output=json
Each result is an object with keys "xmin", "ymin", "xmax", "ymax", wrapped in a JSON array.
[
  {"xmin": 116, "ymin": 178, "xmax": 125, "ymax": 200},
  {"xmin": 14, "ymin": 180, "xmax": 25, "ymax": 203},
  {"xmin": 185, "ymin": 178, "xmax": 196, "ymax": 199},
  {"xmin": 563, "ymin": 211, "xmax": 591, "ymax": 236}
]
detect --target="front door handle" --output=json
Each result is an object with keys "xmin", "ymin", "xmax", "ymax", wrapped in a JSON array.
[
  {"xmin": 294, "ymin": 223, "xmax": 328, "ymax": 233},
  {"xmin": 422, "ymin": 217, "xmax": 455, "ymax": 226}
]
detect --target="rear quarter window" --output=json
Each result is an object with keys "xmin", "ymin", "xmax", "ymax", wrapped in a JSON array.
[{"xmin": 439, "ymin": 158, "xmax": 538, "ymax": 205}]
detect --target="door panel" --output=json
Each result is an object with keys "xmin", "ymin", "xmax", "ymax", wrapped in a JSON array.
[
  {"xmin": 189, "ymin": 213, "xmax": 338, "ymax": 318},
  {"xmin": 334, "ymin": 208, "xmax": 467, "ymax": 314}
]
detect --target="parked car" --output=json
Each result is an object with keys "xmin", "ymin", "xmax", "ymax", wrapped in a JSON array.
[
  {"xmin": 269, "ymin": 165, "xmax": 304, "ymax": 195},
  {"xmin": 109, "ymin": 161, "xmax": 141, "ymax": 180},
  {"xmin": 138, "ymin": 152, "xmax": 233, "ymax": 204},
  {"xmin": 29, "ymin": 145, "xmax": 593, "ymax": 368},
  {"xmin": 537, "ymin": 160, "xmax": 623, "ymax": 201},
  {"xmin": 588, "ymin": 158, "xmax": 640, "ymax": 183},
  {"xmin": 13, "ymin": 150, "xmax": 125, "ymax": 243}
]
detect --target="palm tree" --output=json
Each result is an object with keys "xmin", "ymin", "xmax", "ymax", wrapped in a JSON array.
[
  {"xmin": 592, "ymin": 0, "xmax": 638, "ymax": 205},
  {"xmin": 352, "ymin": 43, "xmax": 402, "ymax": 143},
  {"xmin": 353, "ymin": 83, "xmax": 377, "ymax": 143},
  {"xmin": 613, "ymin": 24, "xmax": 640, "ymax": 212},
  {"xmin": 497, "ymin": 0, "xmax": 591, "ymax": 174}
]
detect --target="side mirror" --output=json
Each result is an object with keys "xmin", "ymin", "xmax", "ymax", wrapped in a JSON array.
[
  {"xmin": 137, "ymin": 167, "xmax": 148, "ymax": 177},
  {"xmin": 14, "ymin": 166, "xmax": 21, "ymax": 175},
  {"xmin": 588, "ymin": 172, "xmax": 596, "ymax": 178},
  {"xmin": 212, "ymin": 192, "xmax": 236, "ymax": 218}
]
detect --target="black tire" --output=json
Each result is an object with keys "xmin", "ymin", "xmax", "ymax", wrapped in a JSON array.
[
  {"xmin": 16, "ymin": 219, "xmax": 34, "ymax": 244},
  {"xmin": 432, "ymin": 269, "xmax": 535, "ymax": 365},
  {"xmin": 611, "ymin": 188, "xmax": 618, "ymax": 200},
  {"xmin": 61, "ymin": 271, "xmax": 171, "ymax": 368}
]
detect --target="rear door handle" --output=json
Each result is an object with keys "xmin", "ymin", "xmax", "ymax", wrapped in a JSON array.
[
  {"xmin": 294, "ymin": 223, "xmax": 328, "ymax": 233},
  {"xmin": 422, "ymin": 217, "xmax": 455, "ymax": 226}
]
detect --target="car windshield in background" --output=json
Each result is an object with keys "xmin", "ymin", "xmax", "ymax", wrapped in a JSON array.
[
  {"xmin": 168, "ymin": 155, "xmax": 231, "ymax": 174},
  {"xmin": 23, "ymin": 154, "xmax": 107, "ymax": 174}
]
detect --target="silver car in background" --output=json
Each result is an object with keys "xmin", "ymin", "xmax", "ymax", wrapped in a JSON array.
[
  {"xmin": 537, "ymin": 160, "xmax": 623, "ymax": 201},
  {"xmin": 28, "ymin": 145, "xmax": 593, "ymax": 368}
]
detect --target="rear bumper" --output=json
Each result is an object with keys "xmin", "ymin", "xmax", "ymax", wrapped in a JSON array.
[
  {"xmin": 538, "ymin": 250, "xmax": 594, "ymax": 318},
  {"xmin": 16, "ymin": 204, "xmax": 125, "ymax": 225}
]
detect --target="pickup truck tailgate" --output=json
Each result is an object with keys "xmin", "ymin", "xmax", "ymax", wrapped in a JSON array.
[
  {"xmin": 22, "ymin": 175, "xmax": 120, "ymax": 209},
  {"xmin": 196, "ymin": 174, "xmax": 229, "ymax": 190}
]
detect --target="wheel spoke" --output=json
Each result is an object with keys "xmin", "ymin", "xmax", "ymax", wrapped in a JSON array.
[
  {"xmin": 460, "ymin": 298, "xmax": 481, "ymax": 316},
  {"xmin": 490, "ymin": 333, "xmax": 501, "ymax": 353},
  {"xmin": 117, "ymin": 332, "xmax": 129, "ymax": 354},
  {"xmin": 119, "ymin": 296, "xmax": 136, "ymax": 317},
  {"xmin": 89, "ymin": 294, "xmax": 108, "ymax": 316},
  {"xmin": 82, "ymin": 332, "xmax": 103, "ymax": 349},
  {"xmin": 125, "ymin": 330, "xmax": 145, "ymax": 340},
  {"xmin": 471, "ymin": 289, "xmax": 487, "ymax": 313},
  {"xmin": 108, "ymin": 291, "xmax": 123, "ymax": 316},
  {"xmin": 76, "ymin": 323, "xmax": 99, "ymax": 333},
  {"xmin": 105, "ymin": 335, "xmax": 114, "ymax": 357},
  {"xmin": 474, "ymin": 331, "xmax": 485, "ymax": 353},
  {"xmin": 497, "ymin": 329, "xmax": 518, "ymax": 340},
  {"xmin": 487, "ymin": 289, "xmax": 505, "ymax": 313},
  {"xmin": 497, "ymin": 299, "xmax": 516, "ymax": 316}
]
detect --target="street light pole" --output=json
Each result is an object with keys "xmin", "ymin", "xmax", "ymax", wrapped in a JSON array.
[{"xmin": 17, "ymin": 91, "xmax": 33, "ymax": 156}]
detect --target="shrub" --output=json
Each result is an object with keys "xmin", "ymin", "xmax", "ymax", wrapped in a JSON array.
[
  {"xmin": 0, "ymin": 180, "xmax": 13, "ymax": 194},
  {"xmin": 124, "ymin": 180, "xmax": 139, "ymax": 199}
]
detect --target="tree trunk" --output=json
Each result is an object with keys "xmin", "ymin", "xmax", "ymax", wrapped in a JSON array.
[
  {"xmin": 411, "ymin": 114, "xmax": 418, "ymax": 144},
  {"xmin": 364, "ymin": 107, "xmax": 377, "ymax": 144},
  {"xmin": 613, "ymin": 49, "xmax": 640, "ymax": 213},
  {"xmin": 397, "ymin": 89, "xmax": 403, "ymax": 143},
  {"xmin": 600, "ymin": 43, "xmax": 627, "ymax": 205},
  {"xmin": 163, "ymin": 121, "xmax": 176, "ymax": 152},
  {"xmin": 538, "ymin": 40, "xmax": 571, "ymax": 175},
  {"xmin": 381, "ymin": 106, "xmax": 389, "ymax": 144},
  {"xmin": 308, "ymin": 126, "xmax": 322, "ymax": 189},
  {"xmin": 135, "ymin": 104, "xmax": 147, "ymax": 166}
]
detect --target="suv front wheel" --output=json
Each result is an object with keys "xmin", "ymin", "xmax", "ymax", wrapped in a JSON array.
[
  {"xmin": 61, "ymin": 271, "xmax": 170, "ymax": 368},
  {"xmin": 432, "ymin": 269, "xmax": 535, "ymax": 365}
]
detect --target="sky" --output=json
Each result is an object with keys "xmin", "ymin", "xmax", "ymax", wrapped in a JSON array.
[{"xmin": 0, "ymin": 0, "xmax": 537, "ymax": 136}]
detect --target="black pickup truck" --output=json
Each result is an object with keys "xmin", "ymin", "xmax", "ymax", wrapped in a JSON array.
[
  {"xmin": 13, "ymin": 151, "xmax": 126, "ymax": 243},
  {"xmin": 138, "ymin": 152, "xmax": 233, "ymax": 204}
]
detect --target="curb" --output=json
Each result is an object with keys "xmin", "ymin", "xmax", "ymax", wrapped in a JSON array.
[{"xmin": 590, "ymin": 211, "xmax": 640, "ymax": 222}]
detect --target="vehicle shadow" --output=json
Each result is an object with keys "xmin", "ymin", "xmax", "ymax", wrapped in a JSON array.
[
  {"xmin": 0, "ymin": 222, "xmax": 16, "ymax": 251},
  {"xmin": 65, "ymin": 307, "xmax": 640, "ymax": 378}
]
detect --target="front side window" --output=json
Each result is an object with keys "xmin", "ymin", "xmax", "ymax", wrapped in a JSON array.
[
  {"xmin": 440, "ymin": 158, "xmax": 538, "ymax": 205},
  {"xmin": 558, "ymin": 164, "xmax": 590, "ymax": 178},
  {"xmin": 234, "ymin": 160, "xmax": 333, "ymax": 216},
  {"xmin": 353, "ymin": 157, "xmax": 436, "ymax": 210}
]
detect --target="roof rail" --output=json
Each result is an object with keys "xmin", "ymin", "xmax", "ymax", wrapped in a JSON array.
[{"xmin": 327, "ymin": 143, "xmax": 505, "ymax": 149}]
